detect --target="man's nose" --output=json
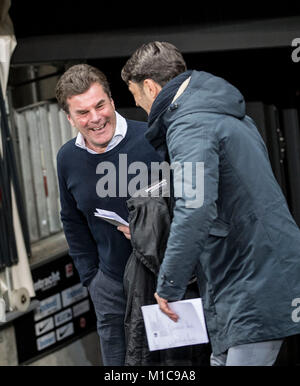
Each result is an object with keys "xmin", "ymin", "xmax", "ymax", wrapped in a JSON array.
[{"xmin": 89, "ymin": 109, "xmax": 101, "ymax": 122}]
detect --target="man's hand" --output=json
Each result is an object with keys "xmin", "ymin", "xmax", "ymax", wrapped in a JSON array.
[
  {"xmin": 117, "ymin": 225, "xmax": 131, "ymax": 240},
  {"xmin": 154, "ymin": 292, "xmax": 179, "ymax": 322}
]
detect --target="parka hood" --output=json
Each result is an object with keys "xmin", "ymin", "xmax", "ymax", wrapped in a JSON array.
[{"xmin": 183, "ymin": 70, "xmax": 246, "ymax": 118}]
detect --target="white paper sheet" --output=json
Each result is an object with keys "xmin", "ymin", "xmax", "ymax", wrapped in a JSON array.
[
  {"xmin": 141, "ymin": 298, "xmax": 209, "ymax": 351},
  {"xmin": 94, "ymin": 208, "xmax": 129, "ymax": 227}
]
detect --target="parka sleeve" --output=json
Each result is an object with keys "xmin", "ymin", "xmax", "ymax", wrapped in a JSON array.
[{"xmin": 156, "ymin": 116, "xmax": 219, "ymax": 300}]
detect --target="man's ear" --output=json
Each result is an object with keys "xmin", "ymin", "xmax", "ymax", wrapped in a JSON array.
[
  {"xmin": 67, "ymin": 114, "xmax": 75, "ymax": 127},
  {"xmin": 143, "ymin": 79, "xmax": 162, "ymax": 100}
]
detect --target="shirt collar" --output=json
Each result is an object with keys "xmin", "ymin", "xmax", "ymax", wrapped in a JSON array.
[{"xmin": 75, "ymin": 111, "xmax": 127, "ymax": 154}]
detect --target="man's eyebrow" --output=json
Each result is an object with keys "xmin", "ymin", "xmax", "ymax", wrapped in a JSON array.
[
  {"xmin": 75, "ymin": 108, "xmax": 89, "ymax": 114},
  {"xmin": 75, "ymin": 99, "xmax": 106, "ymax": 114},
  {"xmin": 96, "ymin": 99, "xmax": 106, "ymax": 106}
]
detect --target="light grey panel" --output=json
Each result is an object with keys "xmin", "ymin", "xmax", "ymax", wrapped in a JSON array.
[
  {"xmin": 14, "ymin": 111, "xmax": 39, "ymax": 242},
  {"xmin": 24, "ymin": 109, "xmax": 50, "ymax": 238},
  {"xmin": 38, "ymin": 105, "xmax": 61, "ymax": 233}
]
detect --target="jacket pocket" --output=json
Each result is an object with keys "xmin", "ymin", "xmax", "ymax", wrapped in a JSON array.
[{"xmin": 209, "ymin": 218, "xmax": 230, "ymax": 237}]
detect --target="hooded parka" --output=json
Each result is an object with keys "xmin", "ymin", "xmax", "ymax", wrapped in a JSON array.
[{"xmin": 146, "ymin": 70, "xmax": 300, "ymax": 356}]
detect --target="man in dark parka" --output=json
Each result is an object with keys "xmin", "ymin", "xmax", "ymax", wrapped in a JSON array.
[{"xmin": 120, "ymin": 41, "xmax": 300, "ymax": 366}]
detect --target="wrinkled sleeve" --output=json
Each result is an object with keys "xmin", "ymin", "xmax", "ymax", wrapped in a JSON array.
[
  {"xmin": 156, "ymin": 117, "xmax": 219, "ymax": 300},
  {"xmin": 57, "ymin": 151, "xmax": 99, "ymax": 286}
]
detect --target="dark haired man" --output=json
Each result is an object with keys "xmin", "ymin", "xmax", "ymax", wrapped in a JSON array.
[
  {"xmin": 121, "ymin": 41, "xmax": 300, "ymax": 366},
  {"xmin": 56, "ymin": 64, "xmax": 161, "ymax": 365}
]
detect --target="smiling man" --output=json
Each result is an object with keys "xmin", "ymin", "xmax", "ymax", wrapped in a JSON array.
[
  {"xmin": 55, "ymin": 64, "xmax": 161, "ymax": 365},
  {"xmin": 67, "ymin": 81, "xmax": 117, "ymax": 153}
]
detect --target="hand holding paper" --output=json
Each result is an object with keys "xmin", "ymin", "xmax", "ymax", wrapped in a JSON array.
[
  {"xmin": 154, "ymin": 292, "xmax": 179, "ymax": 322},
  {"xmin": 117, "ymin": 225, "xmax": 131, "ymax": 240},
  {"xmin": 94, "ymin": 208, "xmax": 129, "ymax": 227},
  {"xmin": 141, "ymin": 298, "xmax": 209, "ymax": 351}
]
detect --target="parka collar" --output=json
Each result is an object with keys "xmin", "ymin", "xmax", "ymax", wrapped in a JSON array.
[
  {"xmin": 145, "ymin": 70, "xmax": 193, "ymax": 154},
  {"xmin": 148, "ymin": 70, "xmax": 193, "ymax": 127}
]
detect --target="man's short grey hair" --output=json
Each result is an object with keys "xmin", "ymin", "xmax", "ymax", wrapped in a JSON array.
[
  {"xmin": 55, "ymin": 64, "xmax": 112, "ymax": 113},
  {"xmin": 121, "ymin": 41, "xmax": 187, "ymax": 87}
]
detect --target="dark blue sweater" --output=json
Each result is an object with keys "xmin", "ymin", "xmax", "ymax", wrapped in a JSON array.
[{"xmin": 57, "ymin": 120, "xmax": 162, "ymax": 286}]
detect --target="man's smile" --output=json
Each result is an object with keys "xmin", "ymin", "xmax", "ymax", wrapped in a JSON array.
[{"xmin": 89, "ymin": 121, "xmax": 108, "ymax": 131}]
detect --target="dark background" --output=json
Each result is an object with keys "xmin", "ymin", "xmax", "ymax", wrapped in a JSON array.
[
  {"xmin": 7, "ymin": 2, "xmax": 300, "ymax": 109},
  {"xmin": 8, "ymin": 2, "xmax": 300, "ymax": 38}
]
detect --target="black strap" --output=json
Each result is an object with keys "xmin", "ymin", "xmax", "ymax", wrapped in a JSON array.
[{"xmin": 0, "ymin": 87, "xmax": 31, "ymax": 271}]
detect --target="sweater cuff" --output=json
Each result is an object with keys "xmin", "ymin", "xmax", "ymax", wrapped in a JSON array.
[{"xmin": 70, "ymin": 253, "xmax": 99, "ymax": 287}]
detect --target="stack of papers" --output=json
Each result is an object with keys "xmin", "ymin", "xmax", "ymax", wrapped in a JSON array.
[
  {"xmin": 141, "ymin": 298, "xmax": 209, "ymax": 351},
  {"xmin": 94, "ymin": 208, "xmax": 129, "ymax": 227}
]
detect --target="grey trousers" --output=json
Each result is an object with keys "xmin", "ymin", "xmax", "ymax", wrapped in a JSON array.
[
  {"xmin": 88, "ymin": 269, "xmax": 126, "ymax": 366},
  {"xmin": 210, "ymin": 339, "xmax": 283, "ymax": 366}
]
